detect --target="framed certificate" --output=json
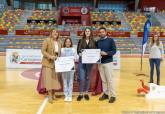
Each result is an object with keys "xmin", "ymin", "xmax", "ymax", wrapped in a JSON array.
[
  {"xmin": 55, "ymin": 56, "xmax": 74, "ymax": 72},
  {"xmin": 82, "ymin": 49, "xmax": 101, "ymax": 64}
]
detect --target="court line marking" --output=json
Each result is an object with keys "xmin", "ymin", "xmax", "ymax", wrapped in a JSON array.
[
  {"xmin": 37, "ymin": 97, "xmax": 48, "ymax": 114},
  {"xmin": 18, "ymin": 72, "xmax": 37, "ymax": 81},
  {"xmin": 18, "ymin": 69, "xmax": 39, "ymax": 81}
]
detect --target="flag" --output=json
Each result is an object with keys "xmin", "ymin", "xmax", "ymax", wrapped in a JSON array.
[{"xmin": 142, "ymin": 19, "xmax": 151, "ymax": 55}]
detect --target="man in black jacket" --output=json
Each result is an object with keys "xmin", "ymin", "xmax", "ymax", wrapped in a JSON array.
[{"xmin": 96, "ymin": 27, "xmax": 117, "ymax": 103}]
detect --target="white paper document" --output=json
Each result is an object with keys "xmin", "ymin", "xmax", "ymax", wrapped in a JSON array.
[
  {"xmin": 82, "ymin": 49, "xmax": 101, "ymax": 64},
  {"xmin": 55, "ymin": 56, "xmax": 74, "ymax": 72}
]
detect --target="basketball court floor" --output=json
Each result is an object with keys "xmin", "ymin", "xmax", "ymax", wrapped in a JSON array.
[{"xmin": 0, "ymin": 55, "xmax": 165, "ymax": 114}]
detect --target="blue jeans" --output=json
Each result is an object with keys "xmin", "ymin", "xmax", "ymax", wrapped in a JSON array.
[
  {"xmin": 62, "ymin": 71, "xmax": 74, "ymax": 98},
  {"xmin": 149, "ymin": 59, "xmax": 161, "ymax": 85},
  {"xmin": 78, "ymin": 57, "xmax": 93, "ymax": 94}
]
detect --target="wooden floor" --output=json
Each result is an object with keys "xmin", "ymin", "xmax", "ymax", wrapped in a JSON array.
[{"xmin": 0, "ymin": 55, "xmax": 165, "ymax": 114}]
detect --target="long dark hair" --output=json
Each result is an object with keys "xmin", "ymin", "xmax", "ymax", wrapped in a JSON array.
[
  {"xmin": 63, "ymin": 37, "xmax": 73, "ymax": 48},
  {"xmin": 82, "ymin": 28, "xmax": 93, "ymax": 40},
  {"xmin": 79, "ymin": 28, "xmax": 96, "ymax": 49}
]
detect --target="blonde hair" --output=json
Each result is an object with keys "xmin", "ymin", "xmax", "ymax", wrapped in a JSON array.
[{"xmin": 49, "ymin": 29, "xmax": 60, "ymax": 40}]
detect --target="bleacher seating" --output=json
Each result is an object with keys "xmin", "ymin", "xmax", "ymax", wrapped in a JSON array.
[
  {"xmin": 23, "ymin": 10, "xmax": 58, "ymax": 30},
  {"xmin": 125, "ymin": 12, "xmax": 147, "ymax": 34},
  {"xmin": 98, "ymin": 1, "xmax": 127, "ymax": 11},
  {"xmin": 24, "ymin": 22, "xmax": 57, "ymax": 30},
  {"xmin": 114, "ymin": 38, "xmax": 140, "ymax": 54},
  {"xmin": 59, "ymin": 0, "xmax": 92, "ymax": 7},
  {"xmin": 0, "ymin": 9, "xmax": 23, "ymax": 32},
  {"xmin": 155, "ymin": 11, "xmax": 165, "ymax": 26},
  {"xmin": 125, "ymin": 12, "xmax": 165, "ymax": 34},
  {"xmin": 91, "ymin": 11, "xmax": 124, "ymax": 31},
  {"xmin": 0, "ymin": 34, "xmax": 74, "ymax": 53},
  {"xmin": 0, "ymin": 9, "xmax": 165, "ymax": 54},
  {"xmin": 28, "ymin": 10, "xmax": 57, "ymax": 20}
]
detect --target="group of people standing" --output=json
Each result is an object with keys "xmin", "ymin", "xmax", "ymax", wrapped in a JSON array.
[
  {"xmin": 37, "ymin": 27, "xmax": 117, "ymax": 104},
  {"xmin": 37, "ymin": 27, "xmax": 164, "ymax": 104}
]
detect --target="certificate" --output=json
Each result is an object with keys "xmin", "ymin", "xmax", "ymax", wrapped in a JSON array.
[
  {"xmin": 55, "ymin": 56, "xmax": 74, "ymax": 72},
  {"xmin": 82, "ymin": 49, "xmax": 101, "ymax": 64}
]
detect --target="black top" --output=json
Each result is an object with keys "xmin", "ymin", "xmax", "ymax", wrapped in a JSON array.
[{"xmin": 77, "ymin": 39, "xmax": 96, "ymax": 55}]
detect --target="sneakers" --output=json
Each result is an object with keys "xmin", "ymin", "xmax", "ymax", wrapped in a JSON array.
[
  {"xmin": 99, "ymin": 93, "xmax": 109, "ymax": 101},
  {"xmin": 77, "ymin": 95, "xmax": 83, "ymax": 101},
  {"xmin": 64, "ymin": 97, "xmax": 72, "ymax": 102},
  {"xmin": 109, "ymin": 97, "xmax": 116, "ymax": 103},
  {"xmin": 68, "ymin": 97, "xmax": 72, "ymax": 102},
  {"xmin": 64, "ymin": 97, "xmax": 68, "ymax": 102}
]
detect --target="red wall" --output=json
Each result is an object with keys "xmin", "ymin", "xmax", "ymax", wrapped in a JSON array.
[
  {"xmin": 59, "ymin": 7, "xmax": 91, "ymax": 25},
  {"xmin": 139, "ymin": 0, "xmax": 165, "ymax": 11},
  {"xmin": 0, "ymin": 30, "xmax": 8, "ymax": 35}
]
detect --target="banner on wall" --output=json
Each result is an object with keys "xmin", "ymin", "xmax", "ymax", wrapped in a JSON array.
[
  {"xmin": 77, "ymin": 31, "xmax": 130, "ymax": 37},
  {"xmin": 61, "ymin": 7, "xmax": 90, "ymax": 16},
  {"xmin": 160, "ymin": 32, "xmax": 165, "ymax": 37},
  {"xmin": 15, "ymin": 30, "xmax": 70, "ymax": 36},
  {"xmin": 6, "ymin": 49, "xmax": 120, "ymax": 69},
  {"xmin": 0, "ymin": 30, "xmax": 8, "ymax": 35},
  {"xmin": 6, "ymin": 49, "xmax": 42, "ymax": 68},
  {"xmin": 138, "ymin": 32, "xmax": 165, "ymax": 38}
]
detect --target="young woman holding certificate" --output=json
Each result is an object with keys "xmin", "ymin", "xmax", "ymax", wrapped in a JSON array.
[
  {"xmin": 149, "ymin": 34, "xmax": 164, "ymax": 85},
  {"xmin": 61, "ymin": 37, "xmax": 76, "ymax": 102},
  {"xmin": 37, "ymin": 30, "xmax": 62, "ymax": 104},
  {"xmin": 77, "ymin": 28, "xmax": 96, "ymax": 101}
]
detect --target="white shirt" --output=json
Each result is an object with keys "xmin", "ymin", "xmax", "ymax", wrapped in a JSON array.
[
  {"xmin": 54, "ymin": 41, "xmax": 58, "ymax": 53},
  {"xmin": 61, "ymin": 48, "xmax": 78, "ymax": 61},
  {"xmin": 149, "ymin": 41, "xmax": 164, "ymax": 59},
  {"xmin": 61, "ymin": 48, "xmax": 76, "ymax": 57}
]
